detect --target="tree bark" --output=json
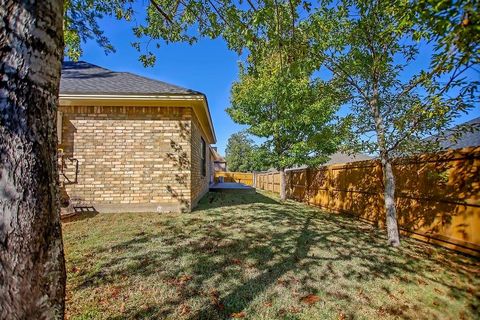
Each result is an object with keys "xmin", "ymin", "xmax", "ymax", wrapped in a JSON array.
[
  {"xmin": 381, "ymin": 158, "xmax": 400, "ymax": 246},
  {"xmin": 279, "ymin": 168, "xmax": 287, "ymax": 201},
  {"xmin": 370, "ymin": 85, "xmax": 400, "ymax": 246},
  {"xmin": 0, "ymin": 0, "xmax": 66, "ymax": 318}
]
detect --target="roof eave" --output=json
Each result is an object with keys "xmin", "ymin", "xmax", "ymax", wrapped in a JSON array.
[{"xmin": 59, "ymin": 93, "xmax": 217, "ymax": 144}]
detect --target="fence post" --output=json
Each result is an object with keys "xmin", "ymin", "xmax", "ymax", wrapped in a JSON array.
[
  {"xmin": 327, "ymin": 167, "xmax": 332, "ymax": 211},
  {"xmin": 287, "ymin": 170, "xmax": 291, "ymax": 198},
  {"xmin": 305, "ymin": 168, "xmax": 310, "ymax": 204},
  {"xmin": 271, "ymin": 172, "xmax": 275, "ymax": 192}
]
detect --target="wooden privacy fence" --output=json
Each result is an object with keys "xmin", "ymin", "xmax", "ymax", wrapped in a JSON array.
[
  {"xmin": 255, "ymin": 147, "xmax": 480, "ymax": 257},
  {"xmin": 214, "ymin": 172, "xmax": 254, "ymax": 186}
]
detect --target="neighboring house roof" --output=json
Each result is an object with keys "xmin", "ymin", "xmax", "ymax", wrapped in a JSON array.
[
  {"xmin": 210, "ymin": 147, "xmax": 226, "ymax": 163},
  {"xmin": 323, "ymin": 152, "xmax": 372, "ymax": 165},
  {"xmin": 432, "ymin": 117, "xmax": 480, "ymax": 149},
  {"xmin": 282, "ymin": 152, "xmax": 373, "ymax": 171},
  {"xmin": 60, "ymin": 61, "xmax": 201, "ymax": 95},
  {"xmin": 59, "ymin": 61, "xmax": 216, "ymax": 144}
]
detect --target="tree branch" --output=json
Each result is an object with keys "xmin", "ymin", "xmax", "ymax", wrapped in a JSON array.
[
  {"xmin": 150, "ymin": 0, "xmax": 173, "ymax": 24},
  {"xmin": 246, "ymin": 0, "xmax": 257, "ymax": 11},
  {"xmin": 323, "ymin": 54, "xmax": 370, "ymax": 103},
  {"xmin": 288, "ymin": 0, "xmax": 295, "ymax": 40}
]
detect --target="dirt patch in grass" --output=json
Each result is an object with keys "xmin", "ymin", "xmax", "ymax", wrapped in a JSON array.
[{"xmin": 63, "ymin": 191, "xmax": 480, "ymax": 319}]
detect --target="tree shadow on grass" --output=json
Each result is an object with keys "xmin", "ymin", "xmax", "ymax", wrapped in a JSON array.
[
  {"xmin": 194, "ymin": 191, "xmax": 279, "ymax": 210},
  {"xmin": 66, "ymin": 191, "xmax": 480, "ymax": 320}
]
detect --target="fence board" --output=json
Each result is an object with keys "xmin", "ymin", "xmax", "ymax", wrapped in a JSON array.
[
  {"xmin": 255, "ymin": 147, "xmax": 480, "ymax": 256},
  {"xmin": 214, "ymin": 172, "xmax": 254, "ymax": 186}
]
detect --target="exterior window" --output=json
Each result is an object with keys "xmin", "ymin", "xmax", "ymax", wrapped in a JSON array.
[{"xmin": 201, "ymin": 137, "xmax": 206, "ymax": 177}]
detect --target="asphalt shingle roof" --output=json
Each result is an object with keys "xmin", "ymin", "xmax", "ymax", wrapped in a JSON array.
[
  {"xmin": 323, "ymin": 152, "xmax": 372, "ymax": 165},
  {"xmin": 284, "ymin": 152, "xmax": 373, "ymax": 171},
  {"xmin": 60, "ymin": 61, "xmax": 202, "ymax": 96},
  {"xmin": 437, "ymin": 117, "xmax": 480, "ymax": 149}
]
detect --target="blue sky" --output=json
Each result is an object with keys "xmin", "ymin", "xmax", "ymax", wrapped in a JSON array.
[
  {"xmin": 78, "ymin": 8, "xmax": 246, "ymax": 155},
  {"xmin": 76, "ymin": 5, "xmax": 479, "ymax": 155}
]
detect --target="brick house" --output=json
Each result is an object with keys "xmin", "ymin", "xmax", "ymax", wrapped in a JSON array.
[{"xmin": 58, "ymin": 61, "xmax": 216, "ymax": 213}]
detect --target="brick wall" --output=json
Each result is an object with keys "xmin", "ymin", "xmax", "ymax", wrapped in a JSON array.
[
  {"xmin": 59, "ymin": 105, "xmax": 195, "ymax": 212},
  {"xmin": 190, "ymin": 115, "xmax": 211, "ymax": 207}
]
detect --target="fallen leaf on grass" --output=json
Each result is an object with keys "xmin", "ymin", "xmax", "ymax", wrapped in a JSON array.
[
  {"xmin": 230, "ymin": 311, "xmax": 246, "ymax": 318},
  {"xmin": 300, "ymin": 294, "xmax": 321, "ymax": 305},
  {"xmin": 338, "ymin": 312, "xmax": 346, "ymax": 320},
  {"xmin": 263, "ymin": 302, "xmax": 273, "ymax": 308},
  {"xmin": 179, "ymin": 304, "xmax": 191, "ymax": 316},
  {"xmin": 231, "ymin": 258, "xmax": 242, "ymax": 265},
  {"xmin": 378, "ymin": 306, "xmax": 404, "ymax": 316},
  {"xmin": 178, "ymin": 275, "xmax": 193, "ymax": 283},
  {"xmin": 288, "ymin": 306, "xmax": 301, "ymax": 314},
  {"xmin": 277, "ymin": 307, "xmax": 301, "ymax": 316},
  {"xmin": 165, "ymin": 274, "xmax": 193, "ymax": 287},
  {"xmin": 109, "ymin": 286, "xmax": 122, "ymax": 299},
  {"xmin": 209, "ymin": 289, "xmax": 224, "ymax": 310},
  {"xmin": 120, "ymin": 302, "xmax": 125, "ymax": 313},
  {"xmin": 277, "ymin": 279, "xmax": 289, "ymax": 287}
]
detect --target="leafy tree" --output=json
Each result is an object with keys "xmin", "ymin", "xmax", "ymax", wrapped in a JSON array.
[
  {"xmin": 63, "ymin": 0, "xmax": 135, "ymax": 60},
  {"xmin": 63, "ymin": 0, "xmax": 318, "ymax": 65},
  {"xmin": 225, "ymin": 132, "xmax": 266, "ymax": 172},
  {"xmin": 228, "ymin": 48, "xmax": 343, "ymax": 200},
  {"xmin": 414, "ymin": 0, "xmax": 479, "ymax": 71},
  {"xmin": 1, "ymin": 1, "xmax": 289, "ymax": 316},
  {"xmin": 307, "ymin": 0, "xmax": 477, "ymax": 246}
]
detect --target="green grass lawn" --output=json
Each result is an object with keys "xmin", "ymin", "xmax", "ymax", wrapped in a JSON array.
[{"xmin": 63, "ymin": 191, "xmax": 480, "ymax": 320}]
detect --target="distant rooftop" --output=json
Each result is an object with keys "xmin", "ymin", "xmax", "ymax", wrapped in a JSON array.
[
  {"xmin": 210, "ymin": 147, "xmax": 226, "ymax": 162},
  {"xmin": 430, "ymin": 117, "xmax": 480, "ymax": 149},
  {"xmin": 323, "ymin": 152, "xmax": 372, "ymax": 165},
  {"xmin": 60, "ymin": 61, "xmax": 202, "ymax": 96},
  {"xmin": 285, "ymin": 152, "xmax": 373, "ymax": 171}
]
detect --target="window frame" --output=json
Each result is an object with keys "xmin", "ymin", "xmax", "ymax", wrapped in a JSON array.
[{"xmin": 200, "ymin": 137, "xmax": 206, "ymax": 177}]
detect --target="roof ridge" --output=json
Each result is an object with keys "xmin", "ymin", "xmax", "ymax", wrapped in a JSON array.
[
  {"xmin": 60, "ymin": 60, "xmax": 205, "ymax": 96},
  {"xmin": 63, "ymin": 60, "xmax": 112, "ymax": 72},
  {"xmin": 119, "ymin": 70, "xmax": 200, "ymax": 93}
]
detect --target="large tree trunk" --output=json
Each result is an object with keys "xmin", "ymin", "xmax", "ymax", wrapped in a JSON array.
[
  {"xmin": 0, "ymin": 0, "xmax": 66, "ymax": 318},
  {"xmin": 279, "ymin": 168, "xmax": 287, "ymax": 201}
]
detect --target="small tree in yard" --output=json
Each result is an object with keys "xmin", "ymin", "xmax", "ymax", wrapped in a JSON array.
[
  {"xmin": 225, "ymin": 132, "xmax": 267, "ymax": 172},
  {"xmin": 307, "ymin": 0, "xmax": 478, "ymax": 246},
  {"xmin": 228, "ymin": 50, "xmax": 343, "ymax": 201}
]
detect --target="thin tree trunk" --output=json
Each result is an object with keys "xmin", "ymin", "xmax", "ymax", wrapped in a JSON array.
[
  {"xmin": 381, "ymin": 158, "xmax": 400, "ymax": 246},
  {"xmin": 0, "ymin": 0, "xmax": 66, "ymax": 318},
  {"xmin": 370, "ymin": 85, "xmax": 400, "ymax": 246},
  {"xmin": 279, "ymin": 168, "xmax": 286, "ymax": 201}
]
